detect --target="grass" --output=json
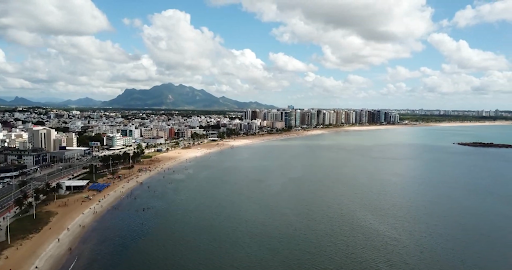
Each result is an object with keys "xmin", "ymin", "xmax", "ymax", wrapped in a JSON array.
[
  {"xmin": 0, "ymin": 211, "xmax": 57, "ymax": 254},
  {"xmin": 141, "ymin": 152, "xmax": 162, "ymax": 159}
]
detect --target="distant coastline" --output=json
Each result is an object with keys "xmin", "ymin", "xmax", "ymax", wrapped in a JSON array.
[{"xmin": 1, "ymin": 121, "xmax": 511, "ymax": 270}]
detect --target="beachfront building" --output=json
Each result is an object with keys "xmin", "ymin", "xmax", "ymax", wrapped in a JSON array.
[
  {"xmin": 105, "ymin": 134, "xmax": 132, "ymax": 148},
  {"xmin": 0, "ymin": 147, "xmax": 49, "ymax": 168},
  {"xmin": 144, "ymin": 136, "xmax": 165, "ymax": 144},
  {"xmin": 27, "ymin": 126, "xmax": 56, "ymax": 152}
]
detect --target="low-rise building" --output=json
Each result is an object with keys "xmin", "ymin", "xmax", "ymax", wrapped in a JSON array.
[
  {"xmin": 144, "ymin": 136, "xmax": 165, "ymax": 144},
  {"xmin": 0, "ymin": 147, "xmax": 49, "ymax": 168}
]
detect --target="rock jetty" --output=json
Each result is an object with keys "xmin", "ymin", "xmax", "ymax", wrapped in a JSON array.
[{"xmin": 455, "ymin": 142, "xmax": 512, "ymax": 148}]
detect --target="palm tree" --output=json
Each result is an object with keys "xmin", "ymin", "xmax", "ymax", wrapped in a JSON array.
[
  {"xmin": 14, "ymin": 197, "xmax": 25, "ymax": 210},
  {"xmin": 50, "ymin": 183, "xmax": 63, "ymax": 201},
  {"xmin": 21, "ymin": 191, "xmax": 29, "ymax": 202},
  {"xmin": 34, "ymin": 193, "xmax": 41, "ymax": 203},
  {"xmin": 44, "ymin": 182, "xmax": 52, "ymax": 190},
  {"xmin": 55, "ymin": 182, "xmax": 63, "ymax": 191},
  {"xmin": 18, "ymin": 179, "xmax": 29, "ymax": 189},
  {"xmin": 26, "ymin": 201, "xmax": 33, "ymax": 211}
]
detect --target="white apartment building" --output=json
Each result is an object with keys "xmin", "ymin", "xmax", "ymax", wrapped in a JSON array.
[
  {"xmin": 105, "ymin": 134, "xmax": 132, "ymax": 148},
  {"xmin": 27, "ymin": 127, "xmax": 56, "ymax": 152},
  {"xmin": 66, "ymin": 132, "xmax": 77, "ymax": 147},
  {"xmin": 141, "ymin": 128, "xmax": 154, "ymax": 138}
]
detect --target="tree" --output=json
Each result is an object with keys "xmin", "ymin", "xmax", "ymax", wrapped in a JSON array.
[
  {"xmin": 55, "ymin": 182, "xmax": 63, "ymax": 191},
  {"xmin": 14, "ymin": 197, "xmax": 25, "ymax": 210},
  {"xmin": 43, "ymin": 182, "xmax": 51, "ymax": 195},
  {"xmin": 26, "ymin": 201, "xmax": 33, "ymax": 211},
  {"xmin": 21, "ymin": 191, "xmax": 29, "ymax": 202},
  {"xmin": 18, "ymin": 179, "xmax": 29, "ymax": 189}
]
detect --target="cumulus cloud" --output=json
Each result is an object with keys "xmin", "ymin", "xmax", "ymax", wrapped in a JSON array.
[
  {"xmin": 381, "ymin": 82, "xmax": 411, "ymax": 95},
  {"xmin": 0, "ymin": 0, "xmax": 112, "ymax": 46},
  {"xmin": 123, "ymin": 18, "xmax": 143, "ymax": 28},
  {"xmin": 268, "ymin": 52, "xmax": 317, "ymax": 72},
  {"xmin": 427, "ymin": 33, "xmax": 510, "ymax": 72},
  {"xmin": 386, "ymin": 66, "xmax": 423, "ymax": 82},
  {"xmin": 140, "ymin": 9, "xmax": 289, "ymax": 94},
  {"xmin": 451, "ymin": 0, "xmax": 512, "ymax": 28},
  {"xmin": 303, "ymin": 72, "xmax": 372, "ymax": 97},
  {"xmin": 209, "ymin": 0, "xmax": 435, "ymax": 71},
  {"xmin": 0, "ymin": 9, "xmax": 289, "ymax": 99},
  {"xmin": 385, "ymin": 68, "xmax": 512, "ymax": 96}
]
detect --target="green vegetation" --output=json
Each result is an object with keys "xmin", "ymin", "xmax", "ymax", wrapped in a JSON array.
[
  {"xmin": 400, "ymin": 114, "xmax": 512, "ymax": 123},
  {"xmin": 0, "ymin": 211, "xmax": 57, "ymax": 254},
  {"xmin": 97, "ymin": 144, "xmax": 145, "ymax": 169},
  {"xmin": 145, "ymin": 152, "xmax": 162, "ymax": 157},
  {"xmin": 78, "ymin": 133, "xmax": 104, "ymax": 147},
  {"xmin": 101, "ymin": 83, "xmax": 276, "ymax": 109}
]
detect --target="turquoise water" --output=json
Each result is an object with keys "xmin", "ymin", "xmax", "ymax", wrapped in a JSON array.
[{"xmin": 61, "ymin": 125, "xmax": 512, "ymax": 270}]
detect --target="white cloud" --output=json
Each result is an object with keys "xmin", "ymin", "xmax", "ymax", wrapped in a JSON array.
[
  {"xmin": 412, "ymin": 69, "xmax": 512, "ymax": 96},
  {"xmin": 451, "ymin": 0, "xmax": 512, "ymax": 28},
  {"xmin": 269, "ymin": 52, "xmax": 317, "ymax": 72},
  {"xmin": 123, "ymin": 18, "xmax": 143, "ymax": 28},
  {"xmin": 0, "ymin": 48, "xmax": 15, "ymax": 73},
  {"xmin": 140, "ymin": 9, "xmax": 289, "ymax": 94},
  {"xmin": 0, "ymin": 0, "xmax": 112, "ymax": 46},
  {"xmin": 386, "ymin": 66, "xmax": 422, "ymax": 82},
  {"xmin": 381, "ymin": 82, "xmax": 411, "ymax": 95},
  {"xmin": 303, "ymin": 72, "xmax": 372, "ymax": 97},
  {"xmin": 0, "ymin": 9, "xmax": 289, "ymax": 99},
  {"xmin": 427, "ymin": 33, "xmax": 509, "ymax": 72},
  {"xmin": 209, "ymin": 0, "xmax": 435, "ymax": 71}
]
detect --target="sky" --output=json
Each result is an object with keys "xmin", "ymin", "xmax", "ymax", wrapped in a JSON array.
[{"xmin": 0, "ymin": 0, "xmax": 512, "ymax": 110}]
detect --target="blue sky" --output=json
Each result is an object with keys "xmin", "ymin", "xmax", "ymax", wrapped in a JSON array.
[{"xmin": 0, "ymin": 0, "xmax": 512, "ymax": 109}]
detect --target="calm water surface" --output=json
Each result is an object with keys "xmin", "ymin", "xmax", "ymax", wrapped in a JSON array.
[{"xmin": 61, "ymin": 125, "xmax": 512, "ymax": 270}]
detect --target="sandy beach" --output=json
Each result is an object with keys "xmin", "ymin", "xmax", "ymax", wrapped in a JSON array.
[{"xmin": 0, "ymin": 121, "xmax": 510, "ymax": 270}]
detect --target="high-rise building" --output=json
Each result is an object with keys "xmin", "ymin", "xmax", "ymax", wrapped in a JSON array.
[
  {"xmin": 27, "ymin": 127, "xmax": 56, "ymax": 151},
  {"xmin": 251, "ymin": 110, "xmax": 259, "ymax": 120},
  {"xmin": 295, "ymin": 110, "xmax": 301, "ymax": 127},
  {"xmin": 311, "ymin": 110, "xmax": 317, "ymax": 127},
  {"xmin": 244, "ymin": 109, "xmax": 252, "ymax": 120},
  {"xmin": 66, "ymin": 133, "xmax": 77, "ymax": 147},
  {"xmin": 287, "ymin": 110, "xmax": 296, "ymax": 128}
]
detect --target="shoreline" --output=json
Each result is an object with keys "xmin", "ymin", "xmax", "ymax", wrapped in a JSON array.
[{"xmin": 1, "ymin": 121, "xmax": 510, "ymax": 270}]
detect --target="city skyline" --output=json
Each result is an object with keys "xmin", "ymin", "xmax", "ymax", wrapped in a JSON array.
[{"xmin": 1, "ymin": 1, "xmax": 512, "ymax": 109}]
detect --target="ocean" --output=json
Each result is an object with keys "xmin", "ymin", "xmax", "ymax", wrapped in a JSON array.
[{"xmin": 60, "ymin": 125, "xmax": 512, "ymax": 270}]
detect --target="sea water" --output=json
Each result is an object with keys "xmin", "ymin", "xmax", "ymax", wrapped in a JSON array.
[{"xmin": 60, "ymin": 125, "xmax": 512, "ymax": 270}]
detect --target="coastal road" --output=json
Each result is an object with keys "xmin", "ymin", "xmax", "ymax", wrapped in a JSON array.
[{"xmin": 0, "ymin": 159, "xmax": 96, "ymax": 212}]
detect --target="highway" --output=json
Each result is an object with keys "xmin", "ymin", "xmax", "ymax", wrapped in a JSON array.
[{"xmin": 0, "ymin": 158, "xmax": 96, "ymax": 212}]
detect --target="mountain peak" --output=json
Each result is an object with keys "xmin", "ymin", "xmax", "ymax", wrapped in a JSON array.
[
  {"xmin": 102, "ymin": 83, "xmax": 276, "ymax": 109},
  {"xmin": 0, "ymin": 84, "xmax": 276, "ymax": 109}
]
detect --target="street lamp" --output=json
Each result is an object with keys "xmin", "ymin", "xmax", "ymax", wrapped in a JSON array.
[
  {"xmin": 31, "ymin": 181, "xmax": 35, "ymax": 219},
  {"xmin": 7, "ymin": 174, "xmax": 15, "ymax": 244}
]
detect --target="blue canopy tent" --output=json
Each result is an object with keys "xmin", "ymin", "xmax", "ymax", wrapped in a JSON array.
[{"xmin": 88, "ymin": 183, "xmax": 110, "ymax": 192}]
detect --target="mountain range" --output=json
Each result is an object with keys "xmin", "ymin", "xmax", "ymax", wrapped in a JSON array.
[{"xmin": 0, "ymin": 83, "xmax": 276, "ymax": 109}]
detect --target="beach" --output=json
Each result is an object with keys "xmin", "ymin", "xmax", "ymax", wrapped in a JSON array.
[{"xmin": 0, "ymin": 121, "xmax": 510, "ymax": 270}]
